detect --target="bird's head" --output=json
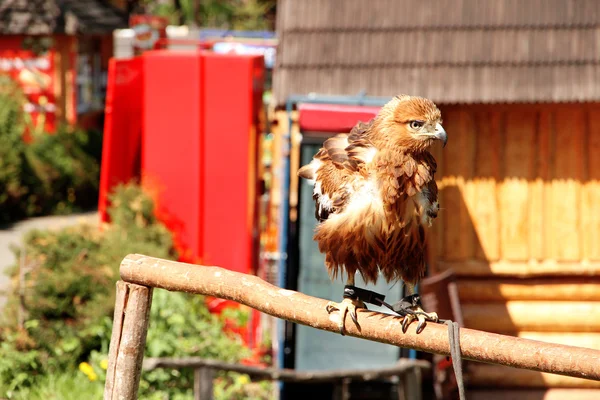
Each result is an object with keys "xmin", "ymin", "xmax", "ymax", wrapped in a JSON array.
[{"xmin": 375, "ymin": 95, "xmax": 447, "ymax": 152}]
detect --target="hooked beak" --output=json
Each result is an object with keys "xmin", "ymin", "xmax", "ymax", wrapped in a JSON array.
[{"xmin": 434, "ymin": 123, "xmax": 447, "ymax": 147}]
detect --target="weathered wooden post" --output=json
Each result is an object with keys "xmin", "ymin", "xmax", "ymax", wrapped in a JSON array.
[
  {"xmin": 193, "ymin": 367, "xmax": 215, "ymax": 400},
  {"xmin": 104, "ymin": 281, "xmax": 154, "ymax": 400},
  {"xmin": 332, "ymin": 378, "xmax": 351, "ymax": 400},
  {"xmin": 401, "ymin": 366, "xmax": 422, "ymax": 400}
]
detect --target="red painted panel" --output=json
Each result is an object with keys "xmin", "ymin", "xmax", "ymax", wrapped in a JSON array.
[
  {"xmin": 201, "ymin": 53, "xmax": 264, "ymax": 275},
  {"xmin": 298, "ymin": 103, "xmax": 380, "ymax": 133},
  {"xmin": 98, "ymin": 57, "xmax": 144, "ymax": 222},
  {"xmin": 142, "ymin": 51, "xmax": 203, "ymax": 262}
]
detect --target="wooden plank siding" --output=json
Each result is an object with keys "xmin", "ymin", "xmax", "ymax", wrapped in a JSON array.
[
  {"xmin": 429, "ymin": 103, "xmax": 600, "ymax": 391},
  {"xmin": 431, "ymin": 103, "xmax": 600, "ymax": 269},
  {"xmin": 585, "ymin": 111, "xmax": 600, "ymax": 261}
]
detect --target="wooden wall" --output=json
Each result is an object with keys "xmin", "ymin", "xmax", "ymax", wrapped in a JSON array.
[
  {"xmin": 53, "ymin": 35, "xmax": 77, "ymax": 126},
  {"xmin": 430, "ymin": 103, "xmax": 600, "ymax": 271},
  {"xmin": 429, "ymin": 103, "xmax": 600, "ymax": 394}
]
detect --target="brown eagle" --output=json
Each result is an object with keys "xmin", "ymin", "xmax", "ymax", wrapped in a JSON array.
[{"xmin": 297, "ymin": 95, "xmax": 447, "ymax": 334}]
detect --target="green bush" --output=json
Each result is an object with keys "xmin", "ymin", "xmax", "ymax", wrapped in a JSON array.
[
  {"xmin": 5, "ymin": 370, "xmax": 105, "ymax": 400},
  {"xmin": 0, "ymin": 78, "xmax": 102, "ymax": 223},
  {"xmin": 0, "ymin": 184, "xmax": 270, "ymax": 399},
  {"xmin": 25, "ymin": 125, "xmax": 102, "ymax": 216},
  {"xmin": 0, "ymin": 184, "xmax": 175, "ymax": 393},
  {"xmin": 0, "ymin": 77, "xmax": 30, "ymax": 219}
]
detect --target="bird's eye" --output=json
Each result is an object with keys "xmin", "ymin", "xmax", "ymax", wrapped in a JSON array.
[{"xmin": 409, "ymin": 120, "xmax": 424, "ymax": 130}]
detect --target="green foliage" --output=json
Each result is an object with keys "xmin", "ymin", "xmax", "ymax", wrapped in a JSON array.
[
  {"xmin": 0, "ymin": 184, "xmax": 175, "ymax": 395},
  {"xmin": 214, "ymin": 372, "xmax": 273, "ymax": 400},
  {"xmin": 0, "ymin": 77, "xmax": 30, "ymax": 218},
  {"xmin": 5, "ymin": 370, "xmax": 104, "ymax": 400},
  {"xmin": 143, "ymin": 0, "xmax": 276, "ymax": 30},
  {"xmin": 140, "ymin": 289, "xmax": 252, "ymax": 399},
  {"xmin": 0, "ymin": 183, "xmax": 270, "ymax": 399},
  {"xmin": 25, "ymin": 125, "xmax": 102, "ymax": 216},
  {"xmin": 0, "ymin": 79, "xmax": 102, "ymax": 223}
]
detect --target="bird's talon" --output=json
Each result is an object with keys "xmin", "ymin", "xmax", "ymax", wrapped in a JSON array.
[
  {"xmin": 395, "ymin": 295, "xmax": 438, "ymax": 333},
  {"xmin": 401, "ymin": 314, "xmax": 414, "ymax": 333},
  {"xmin": 325, "ymin": 298, "xmax": 365, "ymax": 335},
  {"xmin": 429, "ymin": 311, "xmax": 439, "ymax": 323},
  {"xmin": 416, "ymin": 314, "xmax": 426, "ymax": 334},
  {"xmin": 416, "ymin": 311, "xmax": 439, "ymax": 323}
]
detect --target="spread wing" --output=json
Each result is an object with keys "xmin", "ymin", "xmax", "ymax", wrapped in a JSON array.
[{"xmin": 297, "ymin": 119, "xmax": 376, "ymax": 222}]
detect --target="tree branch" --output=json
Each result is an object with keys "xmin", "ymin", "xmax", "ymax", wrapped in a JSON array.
[{"xmin": 120, "ymin": 254, "xmax": 600, "ymax": 382}]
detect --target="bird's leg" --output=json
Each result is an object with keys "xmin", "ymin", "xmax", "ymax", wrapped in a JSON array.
[
  {"xmin": 325, "ymin": 275, "xmax": 366, "ymax": 335},
  {"xmin": 395, "ymin": 283, "xmax": 439, "ymax": 334}
]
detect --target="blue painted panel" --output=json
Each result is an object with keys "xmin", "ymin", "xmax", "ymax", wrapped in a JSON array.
[{"xmin": 295, "ymin": 144, "xmax": 404, "ymax": 371}]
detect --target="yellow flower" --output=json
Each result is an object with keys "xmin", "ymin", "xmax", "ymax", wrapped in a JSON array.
[
  {"xmin": 238, "ymin": 375, "xmax": 251, "ymax": 385},
  {"xmin": 79, "ymin": 362, "xmax": 98, "ymax": 381},
  {"xmin": 100, "ymin": 359, "xmax": 109, "ymax": 370},
  {"xmin": 79, "ymin": 362, "xmax": 93, "ymax": 374}
]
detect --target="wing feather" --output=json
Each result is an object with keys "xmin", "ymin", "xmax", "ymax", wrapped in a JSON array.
[{"xmin": 298, "ymin": 119, "xmax": 376, "ymax": 222}]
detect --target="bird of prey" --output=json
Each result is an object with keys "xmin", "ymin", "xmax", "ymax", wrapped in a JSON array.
[{"xmin": 297, "ymin": 95, "xmax": 447, "ymax": 334}]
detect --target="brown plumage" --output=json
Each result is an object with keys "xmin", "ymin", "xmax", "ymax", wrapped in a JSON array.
[{"xmin": 298, "ymin": 95, "xmax": 447, "ymax": 288}]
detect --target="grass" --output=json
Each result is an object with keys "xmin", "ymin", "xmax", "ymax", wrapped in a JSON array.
[{"xmin": 4, "ymin": 372, "xmax": 104, "ymax": 400}]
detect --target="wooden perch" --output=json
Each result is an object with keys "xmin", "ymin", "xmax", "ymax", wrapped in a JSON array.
[{"xmin": 119, "ymin": 254, "xmax": 600, "ymax": 382}]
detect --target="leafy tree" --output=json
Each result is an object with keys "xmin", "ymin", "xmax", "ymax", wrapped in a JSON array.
[{"xmin": 135, "ymin": 0, "xmax": 276, "ymax": 30}]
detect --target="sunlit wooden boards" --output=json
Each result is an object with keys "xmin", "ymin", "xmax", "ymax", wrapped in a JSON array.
[
  {"xmin": 439, "ymin": 260, "xmax": 600, "ymax": 277},
  {"xmin": 428, "ymin": 104, "xmax": 600, "ymax": 394},
  {"xmin": 462, "ymin": 301, "xmax": 600, "ymax": 332},
  {"xmin": 468, "ymin": 365, "xmax": 600, "ymax": 389},
  {"xmin": 457, "ymin": 279, "xmax": 600, "ymax": 302},
  {"xmin": 470, "ymin": 389, "xmax": 600, "ymax": 400},
  {"xmin": 430, "ymin": 104, "xmax": 600, "ymax": 267}
]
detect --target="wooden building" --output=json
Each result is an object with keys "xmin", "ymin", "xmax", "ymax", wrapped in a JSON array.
[
  {"xmin": 0, "ymin": 0, "xmax": 128, "ymax": 131},
  {"xmin": 274, "ymin": 0, "xmax": 600, "ymax": 398}
]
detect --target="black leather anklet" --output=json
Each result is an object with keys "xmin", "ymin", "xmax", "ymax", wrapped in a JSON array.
[{"xmin": 343, "ymin": 285, "xmax": 386, "ymax": 307}]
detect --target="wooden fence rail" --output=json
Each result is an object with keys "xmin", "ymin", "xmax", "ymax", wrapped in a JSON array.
[
  {"xmin": 143, "ymin": 357, "xmax": 431, "ymax": 400},
  {"xmin": 104, "ymin": 254, "xmax": 600, "ymax": 399}
]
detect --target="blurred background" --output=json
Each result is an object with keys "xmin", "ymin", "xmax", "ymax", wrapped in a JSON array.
[{"xmin": 0, "ymin": 0, "xmax": 599, "ymax": 399}]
